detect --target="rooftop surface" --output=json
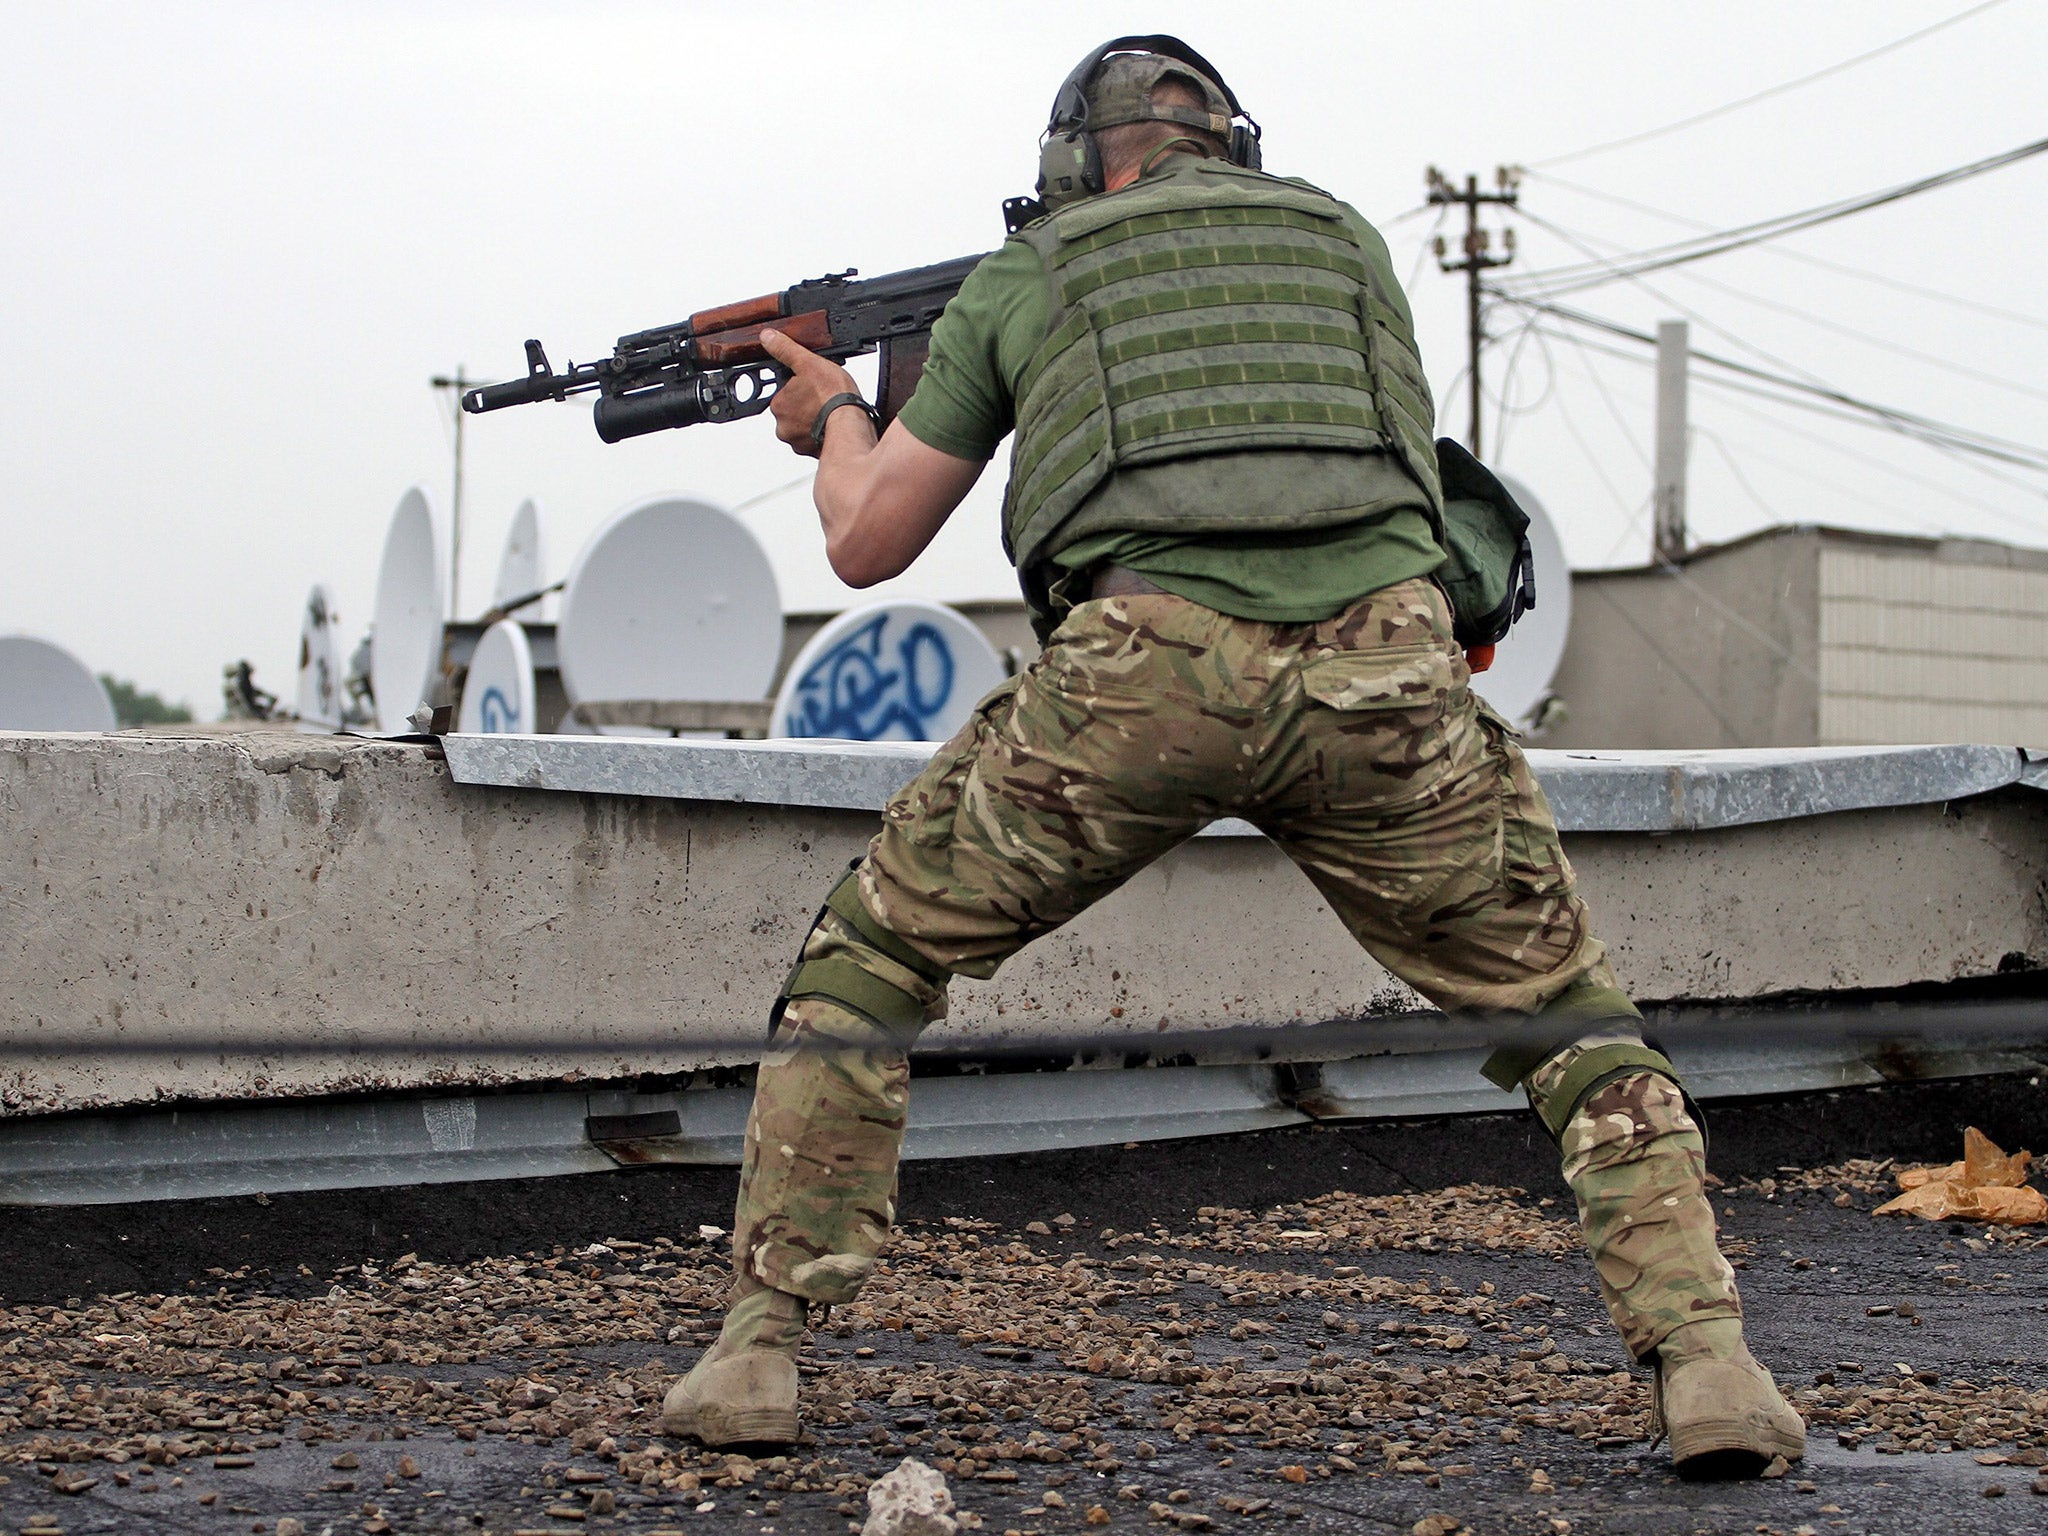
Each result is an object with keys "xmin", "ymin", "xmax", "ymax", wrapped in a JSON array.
[{"xmin": 4, "ymin": 1074, "xmax": 2044, "ymax": 1535}]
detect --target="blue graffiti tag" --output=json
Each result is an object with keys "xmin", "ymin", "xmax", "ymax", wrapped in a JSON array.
[
  {"xmin": 785, "ymin": 614, "xmax": 956, "ymax": 740},
  {"xmin": 479, "ymin": 685, "xmax": 520, "ymax": 733}
]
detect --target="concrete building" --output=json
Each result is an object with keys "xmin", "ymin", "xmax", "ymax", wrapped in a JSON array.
[
  {"xmin": 442, "ymin": 524, "xmax": 2047, "ymax": 750},
  {"xmin": 1543, "ymin": 525, "xmax": 2048, "ymax": 751}
]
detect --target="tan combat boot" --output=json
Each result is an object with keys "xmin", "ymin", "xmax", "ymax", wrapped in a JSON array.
[
  {"xmin": 1653, "ymin": 1320, "xmax": 1806, "ymax": 1479},
  {"xmin": 661, "ymin": 1285, "xmax": 807, "ymax": 1447}
]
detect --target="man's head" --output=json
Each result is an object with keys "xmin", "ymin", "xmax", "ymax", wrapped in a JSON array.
[
  {"xmin": 1087, "ymin": 54, "xmax": 1231, "ymax": 188},
  {"xmin": 1032, "ymin": 38, "xmax": 1257, "ymax": 214}
]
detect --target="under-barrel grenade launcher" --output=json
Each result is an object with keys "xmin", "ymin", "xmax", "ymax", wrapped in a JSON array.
[{"xmin": 461, "ymin": 255, "xmax": 988, "ymax": 442}]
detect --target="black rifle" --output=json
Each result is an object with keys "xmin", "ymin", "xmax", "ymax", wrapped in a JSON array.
[{"xmin": 461, "ymin": 254, "xmax": 988, "ymax": 443}]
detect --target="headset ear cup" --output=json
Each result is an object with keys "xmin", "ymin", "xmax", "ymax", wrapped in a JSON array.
[
  {"xmin": 1035, "ymin": 131, "xmax": 1101, "ymax": 209},
  {"xmin": 1230, "ymin": 123, "xmax": 1262, "ymax": 171}
]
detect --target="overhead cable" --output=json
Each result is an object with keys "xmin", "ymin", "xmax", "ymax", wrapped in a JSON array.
[
  {"xmin": 1516, "ymin": 206, "xmax": 2048, "ymax": 404},
  {"xmin": 1524, "ymin": 168, "xmax": 2048, "ymax": 334},
  {"xmin": 1509, "ymin": 298, "xmax": 2048, "ymax": 474},
  {"xmin": 1535, "ymin": 323, "xmax": 2048, "ymax": 541},
  {"xmin": 1503, "ymin": 136, "xmax": 2048, "ymax": 298},
  {"xmin": 1695, "ymin": 387, "xmax": 2045, "ymax": 531},
  {"xmin": 1529, "ymin": 0, "xmax": 2015, "ymax": 169}
]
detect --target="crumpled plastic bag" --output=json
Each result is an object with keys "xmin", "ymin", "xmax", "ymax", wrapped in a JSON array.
[{"xmin": 1874, "ymin": 1126, "xmax": 2047, "ymax": 1225}]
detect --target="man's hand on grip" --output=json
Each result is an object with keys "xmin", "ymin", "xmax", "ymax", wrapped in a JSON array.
[{"xmin": 762, "ymin": 329, "xmax": 866, "ymax": 458}]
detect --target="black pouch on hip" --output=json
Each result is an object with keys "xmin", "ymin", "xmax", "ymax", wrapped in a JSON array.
[{"xmin": 1435, "ymin": 437, "xmax": 1538, "ymax": 650}]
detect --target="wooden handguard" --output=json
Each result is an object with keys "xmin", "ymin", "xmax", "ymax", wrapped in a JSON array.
[
  {"xmin": 692, "ymin": 308, "xmax": 833, "ymax": 366},
  {"xmin": 688, "ymin": 293, "xmax": 784, "ymax": 332}
]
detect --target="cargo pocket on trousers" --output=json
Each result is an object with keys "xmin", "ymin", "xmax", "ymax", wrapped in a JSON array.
[
  {"xmin": 1472, "ymin": 696, "xmax": 1574, "ymax": 896},
  {"xmin": 1298, "ymin": 642, "xmax": 1456, "ymax": 717},
  {"xmin": 885, "ymin": 676, "xmax": 1023, "ymax": 848}
]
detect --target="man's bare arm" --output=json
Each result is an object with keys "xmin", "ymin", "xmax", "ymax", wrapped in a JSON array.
[{"xmin": 760, "ymin": 328, "xmax": 987, "ymax": 588}]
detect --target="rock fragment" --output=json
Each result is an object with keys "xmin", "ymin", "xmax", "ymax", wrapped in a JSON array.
[{"xmin": 863, "ymin": 1456, "xmax": 958, "ymax": 1536}]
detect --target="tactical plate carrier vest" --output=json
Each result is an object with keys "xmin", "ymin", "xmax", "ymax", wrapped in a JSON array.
[{"xmin": 1003, "ymin": 157, "xmax": 1445, "ymax": 583}]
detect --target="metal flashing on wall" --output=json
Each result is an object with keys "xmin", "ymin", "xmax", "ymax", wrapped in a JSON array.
[
  {"xmin": 1, "ymin": 1031, "xmax": 2038, "ymax": 1207},
  {"xmin": 441, "ymin": 733, "xmax": 2041, "ymax": 835}
]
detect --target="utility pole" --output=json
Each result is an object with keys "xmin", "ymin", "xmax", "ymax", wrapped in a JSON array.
[
  {"xmin": 1653, "ymin": 320, "xmax": 1690, "ymax": 565},
  {"xmin": 1426, "ymin": 166, "xmax": 1519, "ymax": 458},
  {"xmin": 430, "ymin": 368, "xmax": 484, "ymax": 618}
]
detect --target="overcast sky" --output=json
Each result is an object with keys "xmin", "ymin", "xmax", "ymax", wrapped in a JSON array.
[{"xmin": 3, "ymin": 0, "xmax": 2043, "ymax": 716}]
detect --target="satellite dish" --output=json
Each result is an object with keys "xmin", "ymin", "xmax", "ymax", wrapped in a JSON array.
[
  {"xmin": 456, "ymin": 619, "xmax": 537, "ymax": 735},
  {"xmin": 557, "ymin": 496, "xmax": 781, "ymax": 737},
  {"xmin": 370, "ymin": 486, "xmax": 447, "ymax": 731},
  {"xmin": 492, "ymin": 498, "xmax": 549, "ymax": 616},
  {"xmin": 773, "ymin": 599, "xmax": 1007, "ymax": 742},
  {"xmin": 1477, "ymin": 472, "xmax": 1573, "ymax": 729},
  {"xmin": 295, "ymin": 584, "xmax": 343, "ymax": 733},
  {"xmin": 0, "ymin": 635, "xmax": 117, "ymax": 732}
]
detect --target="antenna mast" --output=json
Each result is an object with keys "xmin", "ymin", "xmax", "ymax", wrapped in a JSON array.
[{"xmin": 430, "ymin": 368, "xmax": 484, "ymax": 618}]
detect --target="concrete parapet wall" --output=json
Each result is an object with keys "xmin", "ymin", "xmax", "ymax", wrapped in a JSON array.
[{"xmin": 3, "ymin": 729, "xmax": 2044, "ymax": 1116}]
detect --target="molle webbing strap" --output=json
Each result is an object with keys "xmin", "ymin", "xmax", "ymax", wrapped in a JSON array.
[
  {"xmin": 780, "ymin": 955, "xmax": 928, "ymax": 1037},
  {"xmin": 768, "ymin": 875, "xmax": 846, "ymax": 1040},
  {"xmin": 1058, "ymin": 240, "xmax": 1374, "ymax": 301},
  {"xmin": 1081, "ymin": 278, "xmax": 1362, "ymax": 329},
  {"xmin": 1002, "ymin": 164, "xmax": 1447, "ymax": 580},
  {"xmin": 1479, "ymin": 978, "xmax": 1643, "ymax": 1090},
  {"xmin": 1481, "ymin": 1035, "xmax": 1572, "ymax": 1093},
  {"xmin": 1535, "ymin": 1041, "xmax": 1681, "ymax": 1143},
  {"xmin": 1100, "ymin": 319, "xmax": 1372, "ymax": 368},
  {"xmin": 1055, "ymin": 204, "xmax": 1341, "ymax": 260},
  {"xmin": 769, "ymin": 865, "xmax": 947, "ymax": 1040},
  {"xmin": 823, "ymin": 871, "xmax": 951, "ymax": 986}
]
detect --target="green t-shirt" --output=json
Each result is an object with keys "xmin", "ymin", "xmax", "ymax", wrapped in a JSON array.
[{"xmin": 896, "ymin": 190, "xmax": 1444, "ymax": 625}]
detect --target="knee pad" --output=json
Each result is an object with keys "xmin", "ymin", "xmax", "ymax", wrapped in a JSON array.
[
  {"xmin": 769, "ymin": 862, "xmax": 952, "ymax": 1039},
  {"xmin": 1527, "ymin": 1037, "xmax": 1686, "ymax": 1144},
  {"xmin": 1480, "ymin": 972, "xmax": 1642, "ymax": 1094}
]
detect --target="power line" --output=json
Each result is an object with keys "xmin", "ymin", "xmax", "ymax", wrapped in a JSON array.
[
  {"xmin": 1498, "ymin": 198, "xmax": 2048, "ymax": 540},
  {"xmin": 1542, "ymin": 348, "xmax": 1648, "ymax": 533},
  {"xmin": 1505, "ymin": 206, "xmax": 1932, "ymax": 457},
  {"xmin": 1538, "ymin": 341, "xmax": 1828, "ymax": 683},
  {"xmin": 1687, "ymin": 385, "xmax": 2047, "ymax": 536},
  {"xmin": 1550, "ymin": 320, "xmax": 1654, "ymax": 474},
  {"xmin": 1511, "ymin": 205, "xmax": 1885, "ymax": 404},
  {"xmin": 1504, "ymin": 136, "xmax": 2048, "ymax": 299},
  {"xmin": 1591, "ymin": 323, "xmax": 2048, "ymax": 520},
  {"xmin": 1517, "ymin": 206, "xmax": 2048, "ymax": 405},
  {"xmin": 1501, "ymin": 209, "xmax": 2048, "ymax": 509},
  {"xmin": 731, "ymin": 472, "xmax": 816, "ymax": 515},
  {"xmin": 1523, "ymin": 167, "xmax": 2048, "ymax": 333},
  {"xmin": 1489, "ymin": 313, "xmax": 1554, "ymax": 459},
  {"xmin": 1525, "ymin": 322, "xmax": 2048, "ymax": 544},
  {"xmin": 1583, "ymin": 584, "xmax": 1757, "ymax": 746},
  {"xmin": 1690, "ymin": 423, "xmax": 1950, "ymax": 540},
  {"xmin": 1529, "ymin": 0, "xmax": 2015, "ymax": 169},
  {"xmin": 1509, "ymin": 298, "xmax": 2048, "ymax": 473}
]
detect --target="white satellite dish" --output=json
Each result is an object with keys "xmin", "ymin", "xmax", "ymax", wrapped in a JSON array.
[
  {"xmin": 1476, "ymin": 472, "xmax": 1574, "ymax": 729},
  {"xmin": 773, "ymin": 599, "xmax": 1006, "ymax": 742},
  {"xmin": 370, "ymin": 486, "xmax": 447, "ymax": 731},
  {"xmin": 492, "ymin": 498, "xmax": 549, "ymax": 616},
  {"xmin": 0, "ymin": 635, "xmax": 117, "ymax": 733},
  {"xmin": 456, "ymin": 619, "xmax": 537, "ymax": 735},
  {"xmin": 295, "ymin": 584, "xmax": 343, "ymax": 733},
  {"xmin": 557, "ymin": 496, "xmax": 781, "ymax": 737}
]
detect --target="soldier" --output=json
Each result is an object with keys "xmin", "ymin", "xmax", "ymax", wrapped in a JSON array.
[{"xmin": 662, "ymin": 36, "xmax": 1805, "ymax": 1478}]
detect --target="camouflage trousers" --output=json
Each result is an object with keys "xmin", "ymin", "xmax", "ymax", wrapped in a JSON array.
[{"xmin": 730, "ymin": 580, "xmax": 1740, "ymax": 1359}]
